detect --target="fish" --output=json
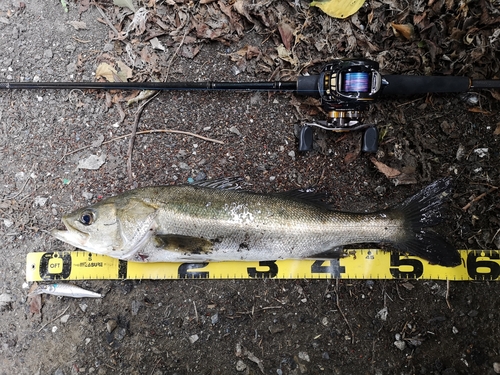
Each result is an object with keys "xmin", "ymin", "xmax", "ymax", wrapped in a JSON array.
[
  {"xmin": 29, "ymin": 283, "xmax": 102, "ymax": 298},
  {"xmin": 51, "ymin": 177, "xmax": 461, "ymax": 267}
]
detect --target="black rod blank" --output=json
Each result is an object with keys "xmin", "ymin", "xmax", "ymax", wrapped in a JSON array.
[{"xmin": 0, "ymin": 80, "xmax": 298, "ymax": 92}]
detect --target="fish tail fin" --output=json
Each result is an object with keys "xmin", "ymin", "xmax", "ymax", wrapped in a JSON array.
[{"xmin": 390, "ymin": 178, "xmax": 461, "ymax": 267}]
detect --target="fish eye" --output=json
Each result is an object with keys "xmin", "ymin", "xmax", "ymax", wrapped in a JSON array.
[{"xmin": 79, "ymin": 210, "xmax": 95, "ymax": 226}]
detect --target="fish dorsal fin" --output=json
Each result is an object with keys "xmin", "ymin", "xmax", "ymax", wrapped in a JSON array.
[
  {"xmin": 189, "ymin": 177, "xmax": 244, "ymax": 190},
  {"xmin": 274, "ymin": 188, "xmax": 332, "ymax": 209}
]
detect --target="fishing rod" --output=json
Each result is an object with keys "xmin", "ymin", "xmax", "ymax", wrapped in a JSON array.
[{"xmin": 1, "ymin": 59, "xmax": 499, "ymax": 152}]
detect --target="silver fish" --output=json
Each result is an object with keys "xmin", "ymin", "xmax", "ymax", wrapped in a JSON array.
[
  {"xmin": 29, "ymin": 283, "xmax": 102, "ymax": 298},
  {"xmin": 51, "ymin": 178, "xmax": 461, "ymax": 267}
]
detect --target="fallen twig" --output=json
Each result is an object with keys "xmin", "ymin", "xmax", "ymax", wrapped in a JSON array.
[
  {"xmin": 61, "ymin": 129, "xmax": 224, "ymax": 159},
  {"xmin": 193, "ymin": 301, "xmax": 198, "ymax": 324},
  {"xmin": 165, "ymin": 16, "xmax": 190, "ymax": 79},
  {"xmin": 462, "ymin": 186, "xmax": 498, "ymax": 211},
  {"xmin": 94, "ymin": 4, "xmax": 120, "ymax": 38},
  {"xmin": 37, "ymin": 305, "xmax": 70, "ymax": 333},
  {"xmin": 127, "ymin": 92, "xmax": 160, "ymax": 182},
  {"xmin": 127, "ymin": 18, "xmax": 190, "ymax": 183},
  {"xmin": 335, "ymin": 279, "xmax": 354, "ymax": 344},
  {"xmin": 445, "ymin": 279, "xmax": 452, "ymax": 310}
]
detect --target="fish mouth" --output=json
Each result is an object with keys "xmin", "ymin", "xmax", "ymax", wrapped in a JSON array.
[{"xmin": 50, "ymin": 218, "xmax": 90, "ymax": 248}]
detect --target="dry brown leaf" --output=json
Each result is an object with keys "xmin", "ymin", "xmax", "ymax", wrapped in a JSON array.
[
  {"xmin": 67, "ymin": 21, "xmax": 87, "ymax": 30},
  {"xmin": 494, "ymin": 123, "xmax": 500, "ymax": 136},
  {"xmin": 278, "ymin": 21, "xmax": 294, "ymax": 51},
  {"xmin": 370, "ymin": 157, "xmax": 401, "ymax": 178},
  {"xmin": 116, "ymin": 61, "xmax": 133, "ymax": 81},
  {"xmin": 232, "ymin": 0, "xmax": 255, "ymax": 24},
  {"xmin": 344, "ymin": 149, "xmax": 360, "ymax": 164},
  {"xmin": 390, "ymin": 22, "xmax": 415, "ymax": 41},
  {"xmin": 78, "ymin": 0, "xmax": 90, "ymax": 15},
  {"xmin": 95, "ymin": 62, "xmax": 117, "ymax": 82},
  {"xmin": 467, "ymin": 107, "xmax": 492, "ymax": 115},
  {"xmin": 489, "ymin": 89, "xmax": 500, "ymax": 101},
  {"xmin": 277, "ymin": 44, "xmax": 298, "ymax": 67},
  {"xmin": 235, "ymin": 45, "xmax": 261, "ymax": 60},
  {"xmin": 28, "ymin": 283, "xmax": 42, "ymax": 315},
  {"xmin": 218, "ymin": 0, "xmax": 244, "ymax": 36},
  {"xmin": 196, "ymin": 22, "xmax": 224, "ymax": 40},
  {"xmin": 181, "ymin": 45, "xmax": 201, "ymax": 59}
]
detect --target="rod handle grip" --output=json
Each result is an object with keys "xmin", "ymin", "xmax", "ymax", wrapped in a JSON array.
[
  {"xmin": 296, "ymin": 75, "xmax": 321, "ymax": 97},
  {"xmin": 381, "ymin": 75, "xmax": 470, "ymax": 96}
]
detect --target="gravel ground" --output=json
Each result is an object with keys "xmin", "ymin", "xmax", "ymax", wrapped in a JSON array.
[{"xmin": 0, "ymin": 1, "xmax": 499, "ymax": 374}]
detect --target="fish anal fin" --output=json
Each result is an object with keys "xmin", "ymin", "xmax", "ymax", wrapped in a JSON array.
[{"xmin": 154, "ymin": 234, "xmax": 213, "ymax": 255}]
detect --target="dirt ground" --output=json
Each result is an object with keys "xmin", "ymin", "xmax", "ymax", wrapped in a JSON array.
[{"xmin": 1, "ymin": 1, "xmax": 499, "ymax": 374}]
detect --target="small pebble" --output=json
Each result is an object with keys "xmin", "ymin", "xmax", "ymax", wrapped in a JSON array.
[
  {"xmin": 3, "ymin": 219, "xmax": 13, "ymax": 228},
  {"xmin": 298, "ymin": 352, "xmax": 310, "ymax": 362},
  {"xmin": 178, "ymin": 162, "xmax": 190, "ymax": 170},
  {"xmin": 82, "ymin": 191, "xmax": 93, "ymax": 200},
  {"xmin": 268, "ymin": 325, "xmax": 284, "ymax": 334},
  {"xmin": 374, "ymin": 186, "xmax": 386, "ymax": 196},
  {"xmin": 34, "ymin": 196, "xmax": 48, "ymax": 207},
  {"xmin": 211, "ymin": 313, "xmax": 219, "ymax": 325},
  {"xmin": 79, "ymin": 303, "xmax": 88, "ymax": 313},
  {"xmin": 106, "ymin": 320, "xmax": 117, "ymax": 333},
  {"xmin": 236, "ymin": 360, "xmax": 246, "ymax": 372},
  {"xmin": 229, "ymin": 126, "xmax": 242, "ymax": 136},
  {"xmin": 60, "ymin": 314, "xmax": 70, "ymax": 324},
  {"xmin": 493, "ymin": 362, "xmax": 500, "ymax": 374},
  {"xmin": 456, "ymin": 144, "xmax": 465, "ymax": 160},
  {"xmin": 0, "ymin": 293, "xmax": 14, "ymax": 311},
  {"xmin": 131, "ymin": 300, "xmax": 142, "ymax": 316},
  {"xmin": 114, "ymin": 327, "xmax": 127, "ymax": 341},
  {"xmin": 394, "ymin": 340, "xmax": 406, "ymax": 351},
  {"xmin": 189, "ymin": 334, "xmax": 199, "ymax": 344}
]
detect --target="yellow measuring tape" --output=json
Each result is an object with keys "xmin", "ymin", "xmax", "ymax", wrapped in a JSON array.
[{"xmin": 26, "ymin": 249, "xmax": 500, "ymax": 281}]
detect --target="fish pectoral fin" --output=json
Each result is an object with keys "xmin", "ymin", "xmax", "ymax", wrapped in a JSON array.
[
  {"xmin": 154, "ymin": 234, "xmax": 213, "ymax": 255},
  {"xmin": 309, "ymin": 246, "xmax": 345, "ymax": 259}
]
